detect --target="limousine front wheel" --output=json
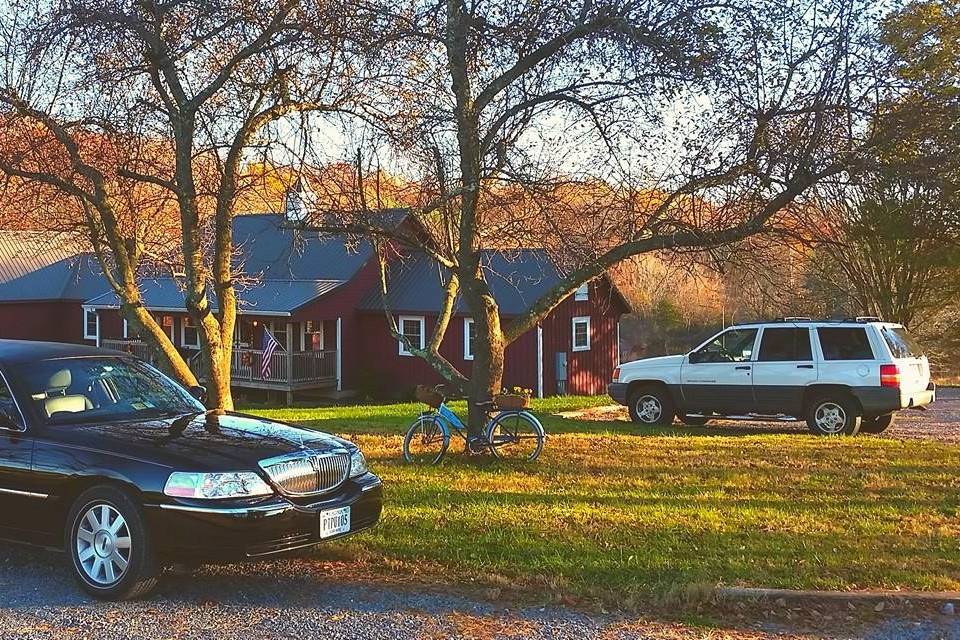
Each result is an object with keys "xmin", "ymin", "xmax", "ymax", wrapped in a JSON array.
[{"xmin": 66, "ymin": 485, "xmax": 160, "ymax": 600}]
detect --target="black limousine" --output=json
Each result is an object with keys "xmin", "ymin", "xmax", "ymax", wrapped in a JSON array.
[{"xmin": 0, "ymin": 340, "xmax": 382, "ymax": 599}]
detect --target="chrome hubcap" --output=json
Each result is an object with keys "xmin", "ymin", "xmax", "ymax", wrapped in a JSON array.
[
  {"xmin": 76, "ymin": 504, "xmax": 131, "ymax": 585},
  {"xmin": 636, "ymin": 395, "xmax": 662, "ymax": 423},
  {"xmin": 815, "ymin": 402, "xmax": 847, "ymax": 434}
]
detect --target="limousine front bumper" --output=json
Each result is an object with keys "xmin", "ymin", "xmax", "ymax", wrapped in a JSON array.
[{"xmin": 145, "ymin": 473, "xmax": 383, "ymax": 562}]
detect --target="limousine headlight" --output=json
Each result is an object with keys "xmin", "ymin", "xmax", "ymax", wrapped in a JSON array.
[
  {"xmin": 349, "ymin": 449, "xmax": 368, "ymax": 477},
  {"xmin": 164, "ymin": 471, "xmax": 273, "ymax": 499}
]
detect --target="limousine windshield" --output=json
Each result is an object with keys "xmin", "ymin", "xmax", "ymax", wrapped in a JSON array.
[{"xmin": 19, "ymin": 357, "xmax": 204, "ymax": 424}]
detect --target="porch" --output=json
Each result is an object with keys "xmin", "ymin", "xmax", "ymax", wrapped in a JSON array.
[{"xmin": 101, "ymin": 338, "xmax": 341, "ymax": 404}]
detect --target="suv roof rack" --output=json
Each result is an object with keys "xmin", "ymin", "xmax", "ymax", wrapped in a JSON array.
[
  {"xmin": 844, "ymin": 316, "xmax": 883, "ymax": 323},
  {"xmin": 773, "ymin": 316, "xmax": 813, "ymax": 322}
]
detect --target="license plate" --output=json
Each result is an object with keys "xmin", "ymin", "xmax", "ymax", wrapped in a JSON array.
[{"xmin": 319, "ymin": 506, "xmax": 351, "ymax": 538}]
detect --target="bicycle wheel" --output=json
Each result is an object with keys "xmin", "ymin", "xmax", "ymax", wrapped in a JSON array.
[
  {"xmin": 486, "ymin": 410, "xmax": 545, "ymax": 461},
  {"xmin": 403, "ymin": 415, "xmax": 450, "ymax": 464}
]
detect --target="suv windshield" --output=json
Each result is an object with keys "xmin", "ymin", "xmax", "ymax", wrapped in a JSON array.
[
  {"xmin": 881, "ymin": 326, "xmax": 925, "ymax": 359},
  {"xmin": 21, "ymin": 357, "xmax": 205, "ymax": 424}
]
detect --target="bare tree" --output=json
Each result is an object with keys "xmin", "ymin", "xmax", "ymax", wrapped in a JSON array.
[
  {"xmin": 312, "ymin": 0, "xmax": 891, "ymax": 434},
  {"xmin": 0, "ymin": 0, "xmax": 367, "ymax": 408}
]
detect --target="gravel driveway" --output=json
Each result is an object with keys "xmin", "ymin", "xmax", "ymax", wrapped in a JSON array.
[
  {"xmin": 1, "ymin": 545, "xmax": 959, "ymax": 640},
  {"xmin": 569, "ymin": 387, "xmax": 960, "ymax": 441},
  {"xmin": 1, "ymin": 391, "xmax": 959, "ymax": 640}
]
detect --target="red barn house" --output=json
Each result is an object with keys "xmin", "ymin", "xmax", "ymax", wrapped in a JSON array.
[{"xmin": 0, "ymin": 214, "xmax": 628, "ymax": 403}]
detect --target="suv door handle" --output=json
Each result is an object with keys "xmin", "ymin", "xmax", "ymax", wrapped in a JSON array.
[
  {"xmin": 735, "ymin": 365, "xmax": 751, "ymax": 370},
  {"xmin": 796, "ymin": 364, "xmax": 814, "ymax": 369}
]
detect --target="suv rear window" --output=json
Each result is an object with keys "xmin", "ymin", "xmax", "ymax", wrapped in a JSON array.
[
  {"xmin": 817, "ymin": 327, "xmax": 874, "ymax": 360},
  {"xmin": 881, "ymin": 327, "xmax": 924, "ymax": 359}
]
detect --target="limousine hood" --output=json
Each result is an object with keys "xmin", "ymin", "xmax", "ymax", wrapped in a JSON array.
[{"xmin": 39, "ymin": 411, "xmax": 351, "ymax": 472}]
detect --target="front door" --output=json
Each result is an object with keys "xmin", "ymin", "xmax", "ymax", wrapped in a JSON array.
[
  {"xmin": 680, "ymin": 327, "xmax": 759, "ymax": 414},
  {"xmin": 0, "ymin": 372, "xmax": 41, "ymax": 539},
  {"xmin": 752, "ymin": 326, "xmax": 818, "ymax": 416}
]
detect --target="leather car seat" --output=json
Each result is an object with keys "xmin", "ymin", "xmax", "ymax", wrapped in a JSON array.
[{"xmin": 44, "ymin": 369, "xmax": 93, "ymax": 417}]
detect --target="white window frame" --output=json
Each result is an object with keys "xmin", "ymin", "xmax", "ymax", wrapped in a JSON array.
[
  {"xmin": 122, "ymin": 318, "xmax": 130, "ymax": 339},
  {"xmin": 463, "ymin": 317, "xmax": 475, "ymax": 361},
  {"xmin": 398, "ymin": 315, "xmax": 425, "ymax": 356},
  {"xmin": 180, "ymin": 316, "xmax": 200, "ymax": 349},
  {"xmin": 574, "ymin": 282, "xmax": 589, "ymax": 302},
  {"xmin": 572, "ymin": 316, "xmax": 591, "ymax": 352},
  {"xmin": 83, "ymin": 308, "xmax": 99, "ymax": 341}
]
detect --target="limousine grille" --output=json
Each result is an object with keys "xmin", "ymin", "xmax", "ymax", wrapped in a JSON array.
[{"xmin": 260, "ymin": 452, "xmax": 351, "ymax": 496}]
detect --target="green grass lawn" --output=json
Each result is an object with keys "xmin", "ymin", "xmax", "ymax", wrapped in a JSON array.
[{"xmin": 247, "ymin": 397, "xmax": 960, "ymax": 603}]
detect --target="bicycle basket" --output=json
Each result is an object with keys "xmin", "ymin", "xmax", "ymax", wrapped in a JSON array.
[
  {"xmin": 415, "ymin": 385, "xmax": 444, "ymax": 408},
  {"xmin": 495, "ymin": 393, "xmax": 530, "ymax": 410}
]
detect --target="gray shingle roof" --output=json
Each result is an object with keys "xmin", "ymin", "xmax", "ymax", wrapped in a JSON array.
[{"xmin": 357, "ymin": 250, "xmax": 565, "ymax": 316}]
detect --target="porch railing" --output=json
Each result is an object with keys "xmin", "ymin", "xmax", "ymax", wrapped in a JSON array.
[
  {"xmin": 189, "ymin": 348, "xmax": 337, "ymax": 388},
  {"xmin": 103, "ymin": 339, "xmax": 337, "ymax": 388},
  {"xmin": 101, "ymin": 339, "xmax": 154, "ymax": 362}
]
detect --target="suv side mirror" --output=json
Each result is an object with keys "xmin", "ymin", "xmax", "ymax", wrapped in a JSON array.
[
  {"xmin": 688, "ymin": 351, "xmax": 703, "ymax": 365},
  {"xmin": 188, "ymin": 385, "xmax": 207, "ymax": 403}
]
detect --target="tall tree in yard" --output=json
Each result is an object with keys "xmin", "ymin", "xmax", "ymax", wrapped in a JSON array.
[
  {"xmin": 317, "ymin": 0, "xmax": 892, "ymax": 434},
  {"xmin": 0, "ymin": 0, "xmax": 366, "ymax": 409},
  {"xmin": 809, "ymin": 0, "xmax": 960, "ymax": 327}
]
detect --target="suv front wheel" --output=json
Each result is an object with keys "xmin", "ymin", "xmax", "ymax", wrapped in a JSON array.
[
  {"xmin": 805, "ymin": 394, "xmax": 861, "ymax": 436},
  {"xmin": 628, "ymin": 386, "xmax": 675, "ymax": 426}
]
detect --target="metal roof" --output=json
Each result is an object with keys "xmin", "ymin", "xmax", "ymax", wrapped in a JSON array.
[
  {"xmin": 0, "ymin": 232, "xmax": 83, "ymax": 285},
  {"xmin": 234, "ymin": 214, "xmax": 379, "ymax": 281},
  {"xmin": 0, "ymin": 252, "xmax": 110, "ymax": 302},
  {"xmin": 357, "ymin": 250, "xmax": 565, "ymax": 316},
  {"xmin": 84, "ymin": 278, "xmax": 344, "ymax": 316}
]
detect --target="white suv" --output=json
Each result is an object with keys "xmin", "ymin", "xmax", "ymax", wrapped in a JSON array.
[{"xmin": 608, "ymin": 319, "xmax": 936, "ymax": 435}]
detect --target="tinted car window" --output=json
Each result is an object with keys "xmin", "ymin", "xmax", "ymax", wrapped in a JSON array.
[
  {"xmin": 692, "ymin": 328, "xmax": 758, "ymax": 363},
  {"xmin": 758, "ymin": 328, "xmax": 813, "ymax": 361},
  {"xmin": 881, "ymin": 327, "xmax": 925, "ymax": 359},
  {"xmin": 817, "ymin": 327, "xmax": 874, "ymax": 360},
  {"xmin": 0, "ymin": 375, "xmax": 22, "ymax": 428},
  {"xmin": 20, "ymin": 357, "xmax": 205, "ymax": 424}
]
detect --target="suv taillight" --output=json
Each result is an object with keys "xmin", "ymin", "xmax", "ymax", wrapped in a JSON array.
[
  {"xmin": 880, "ymin": 364, "xmax": 900, "ymax": 388},
  {"xmin": 612, "ymin": 367, "xmax": 620, "ymax": 382}
]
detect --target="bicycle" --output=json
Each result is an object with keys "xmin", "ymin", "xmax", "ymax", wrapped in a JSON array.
[{"xmin": 402, "ymin": 385, "xmax": 545, "ymax": 464}]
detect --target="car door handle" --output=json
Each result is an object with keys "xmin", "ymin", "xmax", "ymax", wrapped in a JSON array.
[
  {"xmin": 796, "ymin": 364, "xmax": 814, "ymax": 369},
  {"xmin": 735, "ymin": 365, "xmax": 751, "ymax": 370}
]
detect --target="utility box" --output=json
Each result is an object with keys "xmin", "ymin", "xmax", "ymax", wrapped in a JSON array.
[{"xmin": 555, "ymin": 352, "xmax": 568, "ymax": 395}]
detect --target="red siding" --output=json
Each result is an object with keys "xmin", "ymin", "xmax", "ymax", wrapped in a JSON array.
[
  {"xmin": 0, "ymin": 301, "xmax": 85, "ymax": 343},
  {"xmin": 534, "ymin": 278, "xmax": 623, "ymax": 395},
  {"xmin": 355, "ymin": 277, "xmax": 625, "ymax": 397},
  {"xmin": 291, "ymin": 256, "xmax": 382, "ymax": 390}
]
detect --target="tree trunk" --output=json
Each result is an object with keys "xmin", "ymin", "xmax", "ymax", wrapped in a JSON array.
[
  {"xmin": 205, "ymin": 343, "xmax": 234, "ymax": 411},
  {"xmin": 462, "ymin": 279, "xmax": 504, "ymax": 439},
  {"xmin": 122, "ymin": 303, "xmax": 197, "ymax": 387}
]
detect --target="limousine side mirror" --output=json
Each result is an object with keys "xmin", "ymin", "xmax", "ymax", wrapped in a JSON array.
[{"xmin": 188, "ymin": 385, "xmax": 207, "ymax": 403}]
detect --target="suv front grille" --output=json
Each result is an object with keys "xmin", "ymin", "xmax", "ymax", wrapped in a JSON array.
[{"xmin": 260, "ymin": 452, "xmax": 351, "ymax": 496}]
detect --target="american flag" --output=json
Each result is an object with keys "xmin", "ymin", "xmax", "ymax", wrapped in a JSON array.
[{"xmin": 261, "ymin": 327, "xmax": 282, "ymax": 378}]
